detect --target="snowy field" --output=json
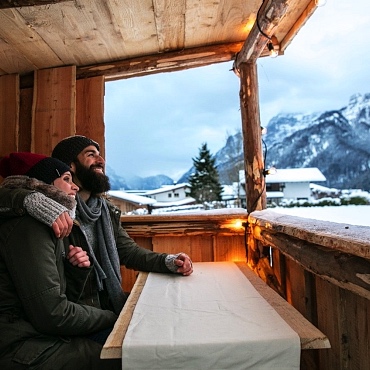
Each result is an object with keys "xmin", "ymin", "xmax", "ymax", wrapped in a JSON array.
[{"xmin": 273, "ymin": 205, "xmax": 370, "ymax": 227}]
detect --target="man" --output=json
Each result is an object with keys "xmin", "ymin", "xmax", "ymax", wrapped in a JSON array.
[{"xmin": 50, "ymin": 135, "xmax": 193, "ymax": 316}]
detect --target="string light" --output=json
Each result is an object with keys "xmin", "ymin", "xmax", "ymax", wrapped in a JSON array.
[{"xmin": 267, "ymin": 42, "xmax": 279, "ymax": 58}]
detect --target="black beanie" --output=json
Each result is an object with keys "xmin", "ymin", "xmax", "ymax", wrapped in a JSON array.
[
  {"xmin": 0, "ymin": 152, "xmax": 70, "ymax": 185},
  {"xmin": 26, "ymin": 157, "xmax": 71, "ymax": 184},
  {"xmin": 51, "ymin": 135, "xmax": 100, "ymax": 166}
]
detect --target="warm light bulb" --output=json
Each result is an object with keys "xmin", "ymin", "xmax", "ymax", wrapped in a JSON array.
[
  {"xmin": 267, "ymin": 167, "xmax": 277, "ymax": 175},
  {"xmin": 267, "ymin": 42, "xmax": 278, "ymax": 58},
  {"xmin": 263, "ymin": 167, "xmax": 277, "ymax": 176},
  {"xmin": 315, "ymin": 0, "xmax": 327, "ymax": 6}
]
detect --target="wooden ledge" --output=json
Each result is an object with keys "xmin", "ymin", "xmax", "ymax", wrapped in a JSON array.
[
  {"xmin": 235, "ymin": 262, "xmax": 330, "ymax": 350},
  {"xmin": 101, "ymin": 272, "xmax": 149, "ymax": 359}
]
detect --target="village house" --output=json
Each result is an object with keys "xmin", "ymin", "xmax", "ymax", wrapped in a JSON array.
[
  {"xmin": 238, "ymin": 168, "xmax": 326, "ymax": 206},
  {"xmin": 108, "ymin": 183, "xmax": 196, "ymax": 214},
  {"xmin": 107, "ymin": 190, "xmax": 156, "ymax": 215}
]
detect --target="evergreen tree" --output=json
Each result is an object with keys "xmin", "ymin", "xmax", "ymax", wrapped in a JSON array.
[{"xmin": 189, "ymin": 143, "xmax": 223, "ymax": 203}]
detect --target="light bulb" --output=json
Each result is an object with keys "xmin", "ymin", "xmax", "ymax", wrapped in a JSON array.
[
  {"xmin": 267, "ymin": 42, "xmax": 278, "ymax": 58},
  {"xmin": 315, "ymin": 0, "xmax": 327, "ymax": 7}
]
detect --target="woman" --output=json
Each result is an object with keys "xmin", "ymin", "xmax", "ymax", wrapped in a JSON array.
[
  {"xmin": 0, "ymin": 152, "xmax": 120, "ymax": 370},
  {"xmin": 0, "ymin": 152, "xmax": 88, "ymax": 269}
]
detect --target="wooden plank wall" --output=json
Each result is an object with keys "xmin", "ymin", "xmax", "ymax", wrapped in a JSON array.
[
  {"xmin": 120, "ymin": 232, "xmax": 247, "ymax": 293},
  {"xmin": 0, "ymin": 66, "xmax": 105, "ymax": 164},
  {"xmin": 32, "ymin": 66, "xmax": 76, "ymax": 155},
  {"xmin": 0, "ymin": 74, "xmax": 19, "ymax": 157},
  {"xmin": 271, "ymin": 246, "xmax": 370, "ymax": 370},
  {"xmin": 76, "ymin": 76, "xmax": 105, "ymax": 158}
]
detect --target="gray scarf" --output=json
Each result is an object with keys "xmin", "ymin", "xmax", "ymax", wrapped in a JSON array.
[{"xmin": 76, "ymin": 194, "xmax": 126, "ymax": 314}]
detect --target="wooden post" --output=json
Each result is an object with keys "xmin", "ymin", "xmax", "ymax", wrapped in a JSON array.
[
  {"xmin": 32, "ymin": 66, "xmax": 76, "ymax": 155},
  {"xmin": 76, "ymin": 76, "xmax": 105, "ymax": 158},
  {"xmin": 239, "ymin": 61, "xmax": 266, "ymax": 213},
  {"xmin": 0, "ymin": 74, "xmax": 19, "ymax": 157}
]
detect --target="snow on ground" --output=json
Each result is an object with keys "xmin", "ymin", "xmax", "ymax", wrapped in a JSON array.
[{"xmin": 273, "ymin": 205, "xmax": 370, "ymax": 227}]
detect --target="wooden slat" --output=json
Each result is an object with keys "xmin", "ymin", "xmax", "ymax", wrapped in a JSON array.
[
  {"xmin": 18, "ymin": 87, "xmax": 33, "ymax": 152},
  {"xmin": 235, "ymin": 262, "xmax": 331, "ymax": 350},
  {"xmin": 32, "ymin": 66, "xmax": 76, "ymax": 155},
  {"xmin": 76, "ymin": 76, "xmax": 105, "ymax": 158},
  {"xmin": 186, "ymin": 0, "xmax": 259, "ymax": 46},
  {"xmin": 101, "ymin": 271, "xmax": 149, "ymax": 359},
  {"xmin": 152, "ymin": 235, "xmax": 214, "ymax": 262},
  {"xmin": 0, "ymin": 74, "xmax": 19, "ymax": 158},
  {"xmin": 153, "ymin": 0, "xmax": 185, "ymax": 51},
  {"xmin": 0, "ymin": 9, "xmax": 62, "ymax": 74},
  {"xmin": 0, "ymin": 0, "xmax": 71, "ymax": 8}
]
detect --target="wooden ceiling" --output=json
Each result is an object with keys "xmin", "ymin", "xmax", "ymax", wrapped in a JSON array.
[{"xmin": 0, "ymin": 0, "xmax": 317, "ymax": 81}]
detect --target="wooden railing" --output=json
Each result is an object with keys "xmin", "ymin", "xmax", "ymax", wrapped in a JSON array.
[{"xmin": 120, "ymin": 208, "xmax": 370, "ymax": 370}]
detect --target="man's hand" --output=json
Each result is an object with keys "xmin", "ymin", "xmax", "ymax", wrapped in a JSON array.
[
  {"xmin": 67, "ymin": 245, "xmax": 90, "ymax": 268},
  {"xmin": 174, "ymin": 253, "xmax": 193, "ymax": 276},
  {"xmin": 52, "ymin": 211, "xmax": 73, "ymax": 238}
]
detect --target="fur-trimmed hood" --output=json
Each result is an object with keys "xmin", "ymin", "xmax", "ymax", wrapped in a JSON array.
[{"xmin": 1, "ymin": 175, "xmax": 76, "ymax": 211}]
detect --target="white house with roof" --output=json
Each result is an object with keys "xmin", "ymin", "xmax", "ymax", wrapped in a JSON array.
[
  {"xmin": 238, "ymin": 168, "xmax": 326, "ymax": 205},
  {"xmin": 107, "ymin": 190, "xmax": 157, "ymax": 214},
  {"xmin": 144, "ymin": 183, "xmax": 195, "ymax": 209},
  {"xmin": 108, "ymin": 183, "xmax": 196, "ymax": 214}
]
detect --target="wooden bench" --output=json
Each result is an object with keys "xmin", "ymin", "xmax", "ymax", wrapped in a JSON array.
[{"xmin": 101, "ymin": 262, "xmax": 330, "ymax": 359}]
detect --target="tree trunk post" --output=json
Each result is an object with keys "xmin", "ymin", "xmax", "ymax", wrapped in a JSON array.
[{"xmin": 239, "ymin": 61, "xmax": 266, "ymax": 213}]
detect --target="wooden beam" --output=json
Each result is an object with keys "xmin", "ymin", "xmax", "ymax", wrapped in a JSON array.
[
  {"xmin": 0, "ymin": 0, "xmax": 71, "ymax": 8},
  {"xmin": 77, "ymin": 42, "xmax": 243, "ymax": 82},
  {"xmin": 239, "ymin": 62, "xmax": 266, "ymax": 213},
  {"xmin": 257, "ymin": 230, "xmax": 370, "ymax": 301},
  {"xmin": 235, "ymin": 0, "xmax": 289, "ymax": 66}
]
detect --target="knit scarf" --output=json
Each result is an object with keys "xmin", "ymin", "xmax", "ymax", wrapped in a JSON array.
[{"xmin": 76, "ymin": 194, "xmax": 126, "ymax": 314}]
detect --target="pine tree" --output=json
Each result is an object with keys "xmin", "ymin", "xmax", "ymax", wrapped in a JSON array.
[{"xmin": 189, "ymin": 143, "xmax": 223, "ymax": 204}]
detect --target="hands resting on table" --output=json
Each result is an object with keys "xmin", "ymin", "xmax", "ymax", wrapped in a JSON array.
[{"xmin": 174, "ymin": 253, "xmax": 193, "ymax": 276}]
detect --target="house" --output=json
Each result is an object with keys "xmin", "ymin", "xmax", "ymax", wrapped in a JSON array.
[
  {"xmin": 239, "ymin": 168, "xmax": 326, "ymax": 205},
  {"xmin": 144, "ymin": 183, "xmax": 196, "ymax": 210},
  {"xmin": 107, "ymin": 190, "xmax": 156, "ymax": 215},
  {"xmin": 108, "ymin": 183, "xmax": 196, "ymax": 214}
]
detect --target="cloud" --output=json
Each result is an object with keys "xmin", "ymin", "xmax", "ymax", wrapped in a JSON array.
[{"xmin": 105, "ymin": 0, "xmax": 370, "ymax": 181}]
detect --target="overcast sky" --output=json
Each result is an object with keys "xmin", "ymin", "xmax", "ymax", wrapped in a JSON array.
[{"xmin": 105, "ymin": 0, "xmax": 370, "ymax": 181}]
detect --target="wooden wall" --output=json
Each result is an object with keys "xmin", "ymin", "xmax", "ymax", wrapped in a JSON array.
[
  {"xmin": 0, "ymin": 66, "xmax": 105, "ymax": 163},
  {"xmin": 118, "ymin": 211, "xmax": 249, "ymax": 292}
]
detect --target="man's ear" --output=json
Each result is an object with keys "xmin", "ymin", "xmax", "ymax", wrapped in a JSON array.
[{"xmin": 70, "ymin": 162, "xmax": 76, "ymax": 173}]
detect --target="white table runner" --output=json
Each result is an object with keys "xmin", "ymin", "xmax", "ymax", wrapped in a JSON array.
[{"xmin": 121, "ymin": 262, "xmax": 300, "ymax": 369}]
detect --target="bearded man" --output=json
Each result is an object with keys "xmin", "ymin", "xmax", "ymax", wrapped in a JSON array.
[{"xmin": 49, "ymin": 135, "xmax": 193, "ymax": 316}]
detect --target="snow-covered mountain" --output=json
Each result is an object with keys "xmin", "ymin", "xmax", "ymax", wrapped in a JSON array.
[
  {"xmin": 180, "ymin": 92, "xmax": 370, "ymax": 191},
  {"xmin": 107, "ymin": 165, "xmax": 173, "ymax": 190},
  {"xmin": 109, "ymin": 93, "xmax": 370, "ymax": 191},
  {"xmin": 263, "ymin": 93, "xmax": 370, "ymax": 190}
]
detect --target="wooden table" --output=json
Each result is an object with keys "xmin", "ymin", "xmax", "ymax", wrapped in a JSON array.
[{"xmin": 101, "ymin": 262, "xmax": 330, "ymax": 362}]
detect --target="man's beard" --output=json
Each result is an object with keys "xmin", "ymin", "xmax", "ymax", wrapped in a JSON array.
[{"xmin": 74, "ymin": 160, "xmax": 111, "ymax": 195}]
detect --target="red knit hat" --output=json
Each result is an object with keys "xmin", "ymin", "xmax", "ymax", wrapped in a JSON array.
[{"xmin": 0, "ymin": 152, "xmax": 70, "ymax": 184}]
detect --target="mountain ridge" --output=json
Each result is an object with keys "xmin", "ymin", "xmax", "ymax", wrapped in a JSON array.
[{"xmin": 108, "ymin": 92, "xmax": 370, "ymax": 191}]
